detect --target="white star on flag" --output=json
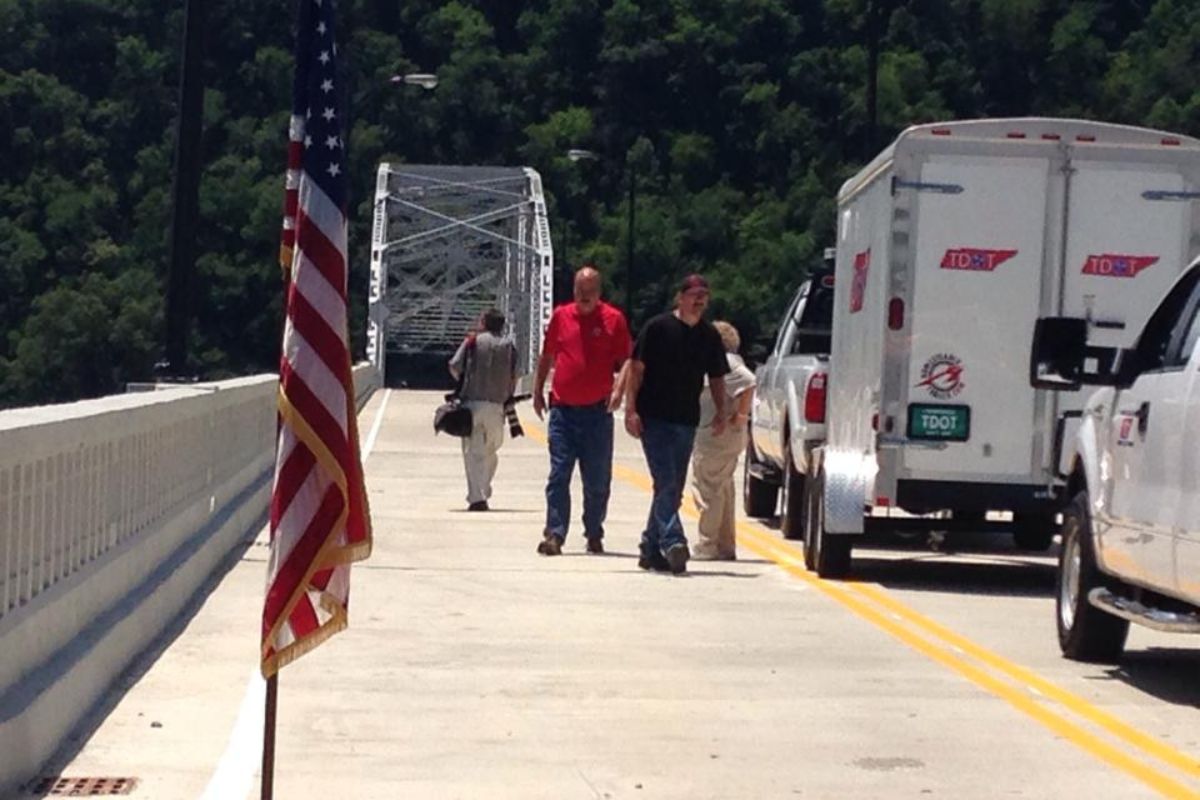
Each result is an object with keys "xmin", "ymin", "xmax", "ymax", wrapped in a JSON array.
[
  {"xmin": 326, "ymin": 135, "xmax": 339, "ymax": 149},
  {"xmin": 321, "ymin": 79, "xmax": 334, "ymax": 93},
  {"xmin": 322, "ymin": 107, "xmax": 335, "ymax": 121},
  {"xmin": 327, "ymin": 163, "xmax": 341, "ymax": 177}
]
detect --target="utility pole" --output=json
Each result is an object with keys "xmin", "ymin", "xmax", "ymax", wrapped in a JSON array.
[
  {"xmin": 626, "ymin": 159, "xmax": 636, "ymax": 326},
  {"xmin": 865, "ymin": 0, "xmax": 881, "ymax": 155},
  {"xmin": 162, "ymin": 0, "xmax": 207, "ymax": 378}
]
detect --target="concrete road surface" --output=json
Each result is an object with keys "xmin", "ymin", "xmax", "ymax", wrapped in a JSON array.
[{"xmin": 29, "ymin": 389, "xmax": 1200, "ymax": 799}]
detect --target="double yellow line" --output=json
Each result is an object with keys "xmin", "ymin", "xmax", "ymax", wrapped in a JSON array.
[
  {"xmin": 603, "ymin": 459, "xmax": 1200, "ymax": 799},
  {"xmin": 525, "ymin": 422, "xmax": 1199, "ymax": 797},
  {"xmin": 734, "ymin": 526, "xmax": 1200, "ymax": 799}
]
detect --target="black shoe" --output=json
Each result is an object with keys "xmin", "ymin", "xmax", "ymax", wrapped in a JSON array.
[
  {"xmin": 637, "ymin": 550, "xmax": 670, "ymax": 572},
  {"xmin": 467, "ymin": 501, "xmax": 489, "ymax": 512},
  {"xmin": 536, "ymin": 534, "xmax": 563, "ymax": 556},
  {"xmin": 586, "ymin": 537, "xmax": 604, "ymax": 554},
  {"xmin": 663, "ymin": 543, "xmax": 689, "ymax": 575}
]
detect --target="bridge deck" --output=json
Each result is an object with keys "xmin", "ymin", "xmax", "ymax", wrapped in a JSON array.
[{"xmin": 40, "ymin": 389, "xmax": 1196, "ymax": 799}]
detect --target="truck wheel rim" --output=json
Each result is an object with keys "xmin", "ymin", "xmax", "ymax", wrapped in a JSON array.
[{"xmin": 1060, "ymin": 518, "xmax": 1082, "ymax": 632}]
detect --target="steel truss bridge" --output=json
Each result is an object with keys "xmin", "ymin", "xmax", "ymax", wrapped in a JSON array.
[{"xmin": 367, "ymin": 164, "xmax": 553, "ymax": 387}]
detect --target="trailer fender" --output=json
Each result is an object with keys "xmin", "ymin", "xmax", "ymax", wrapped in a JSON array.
[{"xmin": 818, "ymin": 448, "xmax": 868, "ymax": 535}]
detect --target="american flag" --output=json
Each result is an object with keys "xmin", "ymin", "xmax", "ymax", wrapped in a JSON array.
[{"xmin": 263, "ymin": 0, "xmax": 371, "ymax": 678}]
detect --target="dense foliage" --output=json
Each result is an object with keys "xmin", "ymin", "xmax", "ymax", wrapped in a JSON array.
[{"xmin": 1, "ymin": 0, "xmax": 1198, "ymax": 406}]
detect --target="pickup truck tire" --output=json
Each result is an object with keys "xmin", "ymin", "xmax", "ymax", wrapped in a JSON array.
[
  {"xmin": 1057, "ymin": 491, "xmax": 1129, "ymax": 663},
  {"xmin": 804, "ymin": 469, "xmax": 852, "ymax": 579},
  {"xmin": 1013, "ymin": 513, "xmax": 1056, "ymax": 551},
  {"xmin": 780, "ymin": 439, "xmax": 806, "ymax": 540},
  {"xmin": 742, "ymin": 443, "xmax": 778, "ymax": 518}
]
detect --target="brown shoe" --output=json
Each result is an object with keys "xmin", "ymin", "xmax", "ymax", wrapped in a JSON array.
[
  {"xmin": 536, "ymin": 534, "xmax": 563, "ymax": 556},
  {"xmin": 586, "ymin": 537, "xmax": 604, "ymax": 554}
]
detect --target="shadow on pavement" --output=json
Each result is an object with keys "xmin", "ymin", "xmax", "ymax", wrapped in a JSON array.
[
  {"xmin": 848, "ymin": 554, "xmax": 1056, "ymax": 599},
  {"xmin": 1103, "ymin": 648, "xmax": 1200, "ymax": 709}
]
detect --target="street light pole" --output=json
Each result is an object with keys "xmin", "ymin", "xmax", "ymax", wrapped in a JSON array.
[
  {"xmin": 162, "ymin": 0, "xmax": 207, "ymax": 378},
  {"xmin": 625, "ymin": 155, "xmax": 636, "ymax": 324},
  {"xmin": 566, "ymin": 147, "xmax": 637, "ymax": 324}
]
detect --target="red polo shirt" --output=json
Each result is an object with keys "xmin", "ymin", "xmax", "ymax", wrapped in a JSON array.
[{"xmin": 544, "ymin": 301, "xmax": 632, "ymax": 406}]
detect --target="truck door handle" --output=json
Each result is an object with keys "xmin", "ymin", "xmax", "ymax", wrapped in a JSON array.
[{"xmin": 1135, "ymin": 401, "xmax": 1150, "ymax": 435}]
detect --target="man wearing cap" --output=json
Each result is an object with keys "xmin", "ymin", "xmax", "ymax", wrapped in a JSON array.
[
  {"xmin": 622, "ymin": 274, "xmax": 730, "ymax": 574},
  {"xmin": 533, "ymin": 266, "xmax": 633, "ymax": 556}
]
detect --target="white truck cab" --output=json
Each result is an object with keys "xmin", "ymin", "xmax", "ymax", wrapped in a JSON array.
[{"xmin": 1031, "ymin": 258, "xmax": 1200, "ymax": 661}]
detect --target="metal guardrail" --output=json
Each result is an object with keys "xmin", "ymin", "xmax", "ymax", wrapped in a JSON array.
[{"xmin": 0, "ymin": 363, "xmax": 379, "ymax": 623}]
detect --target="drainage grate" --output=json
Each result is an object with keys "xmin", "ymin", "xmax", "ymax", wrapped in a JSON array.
[{"xmin": 30, "ymin": 777, "xmax": 138, "ymax": 796}]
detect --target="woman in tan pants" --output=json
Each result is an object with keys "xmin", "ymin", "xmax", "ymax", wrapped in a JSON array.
[{"xmin": 690, "ymin": 321, "xmax": 756, "ymax": 560}]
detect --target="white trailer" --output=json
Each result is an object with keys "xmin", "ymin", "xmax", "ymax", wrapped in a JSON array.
[{"xmin": 804, "ymin": 118, "xmax": 1200, "ymax": 578}]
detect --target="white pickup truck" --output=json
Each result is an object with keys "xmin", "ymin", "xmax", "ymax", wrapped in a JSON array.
[
  {"xmin": 743, "ymin": 258, "xmax": 834, "ymax": 539},
  {"xmin": 1031, "ymin": 258, "xmax": 1200, "ymax": 662}
]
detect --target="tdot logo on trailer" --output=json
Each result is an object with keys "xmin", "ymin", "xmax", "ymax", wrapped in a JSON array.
[
  {"xmin": 849, "ymin": 249, "xmax": 870, "ymax": 313},
  {"xmin": 915, "ymin": 353, "xmax": 965, "ymax": 400},
  {"xmin": 940, "ymin": 248, "xmax": 1018, "ymax": 272},
  {"xmin": 1082, "ymin": 254, "xmax": 1158, "ymax": 278}
]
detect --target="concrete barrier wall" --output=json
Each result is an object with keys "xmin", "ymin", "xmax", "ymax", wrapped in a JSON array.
[{"xmin": 0, "ymin": 364, "xmax": 379, "ymax": 794}]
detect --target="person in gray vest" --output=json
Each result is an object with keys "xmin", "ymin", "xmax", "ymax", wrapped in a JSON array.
[{"xmin": 449, "ymin": 309, "xmax": 518, "ymax": 511}]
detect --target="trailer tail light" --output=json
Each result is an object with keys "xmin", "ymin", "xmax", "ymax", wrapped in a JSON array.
[
  {"xmin": 1162, "ymin": 138, "xmax": 1181, "ymax": 146},
  {"xmin": 887, "ymin": 297, "xmax": 905, "ymax": 330},
  {"xmin": 876, "ymin": 496, "xmax": 891, "ymax": 507},
  {"xmin": 871, "ymin": 412, "xmax": 879, "ymax": 431},
  {"xmin": 804, "ymin": 372, "xmax": 827, "ymax": 424},
  {"xmin": 1006, "ymin": 132, "xmax": 1027, "ymax": 139},
  {"xmin": 931, "ymin": 128, "xmax": 952, "ymax": 136},
  {"xmin": 1041, "ymin": 133, "xmax": 1061, "ymax": 141},
  {"xmin": 1076, "ymin": 134, "xmax": 1096, "ymax": 142}
]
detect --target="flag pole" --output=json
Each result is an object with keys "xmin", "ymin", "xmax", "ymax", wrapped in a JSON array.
[{"xmin": 261, "ymin": 673, "xmax": 278, "ymax": 799}]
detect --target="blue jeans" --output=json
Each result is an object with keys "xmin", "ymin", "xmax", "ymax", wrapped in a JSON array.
[
  {"xmin": 545, "ymin": 404, "xmax": 614, "ymax": 541},
  {"xmin": 639, "ymin": 418, "xmax": 697, "ymax": 556}
]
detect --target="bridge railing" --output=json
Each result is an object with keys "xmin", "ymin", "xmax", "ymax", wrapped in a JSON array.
[
  {"xmin": 0, "ymin": 364, "xmax": 379, "ymax": 794},
  {"xmin": 0, "ymin": 377, "xmax": 273, "ymax": 624}
]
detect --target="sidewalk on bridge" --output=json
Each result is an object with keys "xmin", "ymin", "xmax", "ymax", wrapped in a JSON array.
[{"xmin": 31, "ymin": 389, "xmax": 1154, "ymax": 800}]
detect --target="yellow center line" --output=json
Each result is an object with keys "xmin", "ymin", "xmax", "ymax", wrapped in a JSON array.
[
  {"xmin": 734, "ymin": 528, "xmax": 1199, "ymax": 800},
  {"xmin": 522, "ymin": 421, "xmax": 1200, "ymax": 798},
  {"xmin": 734, "ymin": 525, "xmax": 1200, "ymax": 783}
]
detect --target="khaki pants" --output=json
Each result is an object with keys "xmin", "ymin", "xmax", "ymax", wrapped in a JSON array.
[
  {"xmin": 689, "ymin": 426, "xmax": 747, "ymax": 558},
  {"xmin": 462, "ymin": 401, "xmax": 505, "ymax": 504}
]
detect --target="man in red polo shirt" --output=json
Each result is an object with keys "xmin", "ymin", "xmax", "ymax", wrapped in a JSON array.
[{"xmin": 533, "ymin": 265, "xmax": 633, "ymax": 556}]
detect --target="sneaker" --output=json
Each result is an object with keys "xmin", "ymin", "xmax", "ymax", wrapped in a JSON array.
[
  {"xmin": 586, "ymin": 537, "xmax": 604, "ymax": 554},
  {"xmin": 536, "ymin": 534, "xmax": 563, "ymax": 556},
  {"xmin": 467, "ymin": 501, "xmax": 489, "ymax": 512},
  {"xmin": 663, "ymin": 543, "xmax": 689, "ymax": 575},
  {"xmin": 637, "ymin": 549, "xmax": 670, "ymax": 572}
]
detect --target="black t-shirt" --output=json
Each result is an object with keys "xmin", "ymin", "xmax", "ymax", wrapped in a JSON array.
[{"xmin": 633, "ymin": 312, "xmax": 730, "ymax": 426}]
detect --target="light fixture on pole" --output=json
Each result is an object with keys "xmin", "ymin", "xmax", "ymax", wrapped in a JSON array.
[
  {"xmin": 567, "ymin": 148, "xmax": 599, "ymax": 163},
  {"xmin": 389, "ymin": 73, "xmax": 439, "ymax": 90}
]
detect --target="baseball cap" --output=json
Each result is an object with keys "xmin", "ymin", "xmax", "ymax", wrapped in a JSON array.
[{"xmin": 679, "ymin": 273, "xmax": 710, "ymax": 294}]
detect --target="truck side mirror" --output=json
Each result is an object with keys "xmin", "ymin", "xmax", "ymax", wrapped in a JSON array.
[{"xmin": 1030, "ymin": 317, "xmax": 1087, "ymax": 390}]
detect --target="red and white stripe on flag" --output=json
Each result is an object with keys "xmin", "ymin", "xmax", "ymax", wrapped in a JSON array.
[{"xmin": 263, "ymin": 0, "xmax": 370, "ymax": 677}]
